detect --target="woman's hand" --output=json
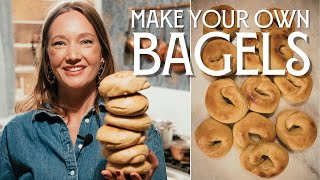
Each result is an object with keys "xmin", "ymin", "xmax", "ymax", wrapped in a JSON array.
[{"xmin": 101, "ymin": 150, "xmax": 159, "ymax": 180}]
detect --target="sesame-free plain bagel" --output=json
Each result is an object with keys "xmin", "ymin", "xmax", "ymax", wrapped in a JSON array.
[
  {"xmin": 205, "ymin": 78, "xmax": 248, "ymax": 123},
  {"xmin": 102, "ymin": 144, "xmax": 149, "ymax": 164},
  {"xmin": 274, "ymin": 64, "xmax": 313, "ymax": 105},
  {"xmin": 203, "ymin": 5, "xmax": 240, "ymax": 40},
  {"xmin": 240, "ymin": 143, "xmax": 289, "ymax": 178},
  {"xmin": 241, "ymin": 76, "xmax": 280, "ymax": 114},
  {"xmin": 105, "ymin": 113, "xmax": 151, "ymax": 131},
  {"xmin": 202, "ymin": 39, "xmax": 237, "ymax": 76},
  {"xmin": 98, "ymin": 71, "xmax": 150, "ymax": 97},
  {"xmin": 258, "ymin": 31, "xmax": 294, "ymax": 70},
  {"xmin": 96, "ymin": 125, "xmax": 143, "ymax": 149},
  {"xmin": 233, "ymin": 112, "xmax": 276, "ymax": 151},
  {"xmin": 105, "ymin": 93, "xmax": 149, "ymax": 116},
  {"xmin": 195, "ymin": 118, "xmax": 233, "ymax": 158},
  {"xmin": 276, "ymin": 109, "xmax": 317, "ymax": 150}
]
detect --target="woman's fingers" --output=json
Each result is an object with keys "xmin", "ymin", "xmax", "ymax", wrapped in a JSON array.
[
  {"xmin": 130, "ymin": 172, "xmax": 143, "ymax": 180},
  {"xmin": 145, "ymin": 150, "xmax": 159, "ymax": 180},
  {"xmin": 101, "ymin": 170, "xmax": 114, "ymax": 180},
  {"xmin": 115, "ymin": 170, "xmax": 126, "ymax": 180}
]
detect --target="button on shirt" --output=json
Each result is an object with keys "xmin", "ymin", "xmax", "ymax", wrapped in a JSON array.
[{"xmin": 0, "ymin": 101, "xmax": 166, "ymax": 180}]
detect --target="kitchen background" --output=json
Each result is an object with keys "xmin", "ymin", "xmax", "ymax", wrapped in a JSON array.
[{"xmin": 0, "ymin": 0, "xmax": 190, "ymax": 179}]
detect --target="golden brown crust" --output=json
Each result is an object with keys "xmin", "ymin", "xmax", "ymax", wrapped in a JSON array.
[
  {"xmin": 106, "ymin": 161, "xmax": 151, "ymax": 174},
  {"xmin": 98, "ymin": 71, "xmax": 150, "ymax": 98},
  {"xmin": 258, "ymin": 31, "xmax": 293, "ymax": 70},
  {"xmin": 244, "ymin": 32, "xmax": 263, "ymax": 72},
  {"xmin": 241, "ymin": 76, "xmax": 280, "ymax": 113},
  {"xmin": 240, "ymin": 143, "xmax": 289, "ymax": 178},
  {"xmin": 96, "ymin": 126, "xmax": 142, "ymax": 149},
  {"xmin": 233, "ymin": 112, "xmax": 276, "ymax": 151},
  {"xmin": 195, "ymin": 118, "xmax": 233, "ymax": 158},
  {"xmin": 105, "ymin": 113, "xmax": 151, "ymax": 131},
  {"xmin": 202, "ymin": 39, "xmax": 237, "ymax": 76},
  {"xmin": 102, "ymin": 144, "xmax": 149, "ymax": 164},
  {"xmin": 276, "ymin": 109, "xmax": 317, "ymax": 150},
  {"xmin": 259, "ymin": 8, "xmax": 296, "ymax": 34},
  {"xmin": 274, "ymin": 64, "xmax": 313, "ymax": 105},
  {"xmin": 203, "ymin": 5, "xmax": 240, "ymax": 40},
  {"xmin": 205, "ymin": 78, "xmax": 248, "ymax": 123},
  {"xmin": 105, "ymin": 93, "xmax": 149, "ymax": 116}
]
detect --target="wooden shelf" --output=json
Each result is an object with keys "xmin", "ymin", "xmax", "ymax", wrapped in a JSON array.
[
  {"xmin": 15, "ymin": 65, "xmax": 35, "ymax": 73},
  {"xmin": 12, "ymin": 20, "xmax": 43, "ymax": 24},
  {"xmin": 14, "ymin": 43, "xmax": 38, "ymax": 48}
]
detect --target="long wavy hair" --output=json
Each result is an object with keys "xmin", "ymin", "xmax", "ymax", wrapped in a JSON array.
[{"xmin": 15, "ymin": 1, "xmax": 115, "ymax": 115}]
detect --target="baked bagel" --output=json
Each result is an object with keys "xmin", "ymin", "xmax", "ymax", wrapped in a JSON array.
[
  {"xmin": 233, "ymin": 112, "xmax": 276, "ymax": 151},
  {"xmin": 202, "ymin": 39, "xmax": 237, "ymax": 76},
  {"xmin": 244, "ymin": 32, "xmax": 263, "ymax": 72},
  {"xmin": 106, "ymin": 161, "xmax": 151, "ymax": 175},
  {"xmin": 102, "ymin": 144, "xmax": 149, "ymax": 164},
  {"xmin": 276, "ymin": 109, "xmax": 317, "ymax": 150},
  {"xmin": 98, "ymin": 71, "xmax": 150, "ymax": 98},
  {"xmin": 258, "ymin": 31, "xmax": 293, "ymax": 70},
  {"xmin": 105, "ymin": 113, "xmax": 151, "ymax": 131},
  {"xmin": 274, "ymin": 64, "xmax": 313, "ymax": 105},
  {"xmin": 96, "ymin": 125, "xmax": 143, "ymax": 149},
  {"xmin": 240, "ymin": 142, "xmax": 289, "ymax": 178},
  {"xmin": 105, "ymin": 93, "xmax": 149, "ymax": 116},
  {"xmin": 241, "ymin": 76, "xmax": 280, "ymax": 114},
  {"xmin": 203, "ymin": 5, "xmax": 239, "ymax": 40},
  {"xmin": 259, "ymin": 8, "xmax": 295, "ymax": 34},
  {"xmin": 195, "ymin": 118, "xmax": 233, "ymax": 158},
  {"xmin": 205, "ymin": 78, "xmax": 248, "ymax": 123}
]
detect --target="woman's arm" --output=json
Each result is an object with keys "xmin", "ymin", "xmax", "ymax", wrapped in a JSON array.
[{"xmin": 0, "ymin": 128, "xmax": 17, "ymax": 179}]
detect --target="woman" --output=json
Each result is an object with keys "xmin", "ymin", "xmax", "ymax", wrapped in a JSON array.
[{"xmin": 0, "ymin": 1, "xmax": 166, "ymax": 180}]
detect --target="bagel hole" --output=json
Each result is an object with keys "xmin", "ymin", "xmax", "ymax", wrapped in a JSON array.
[
  {"xmin": 255, "ymin": 88, "xmax": 269, "ymax": 97},
  {"xmin": 288, "ymin": 78, "xmax": 301, "ymax": 88},
  {"xmin": 249, "ymin": 133, "xmax": 261, "ymax": 143},
  {"xmin": 211, "ymin": 140, "xmax": 221, "ymax": 146},
  {"xmin": 223, "ymin": 96, "xmax": 234, "ymax": 105},
  {"xmin": 289, "ymin": 125, "xmax": 300, "ymax": 131}
]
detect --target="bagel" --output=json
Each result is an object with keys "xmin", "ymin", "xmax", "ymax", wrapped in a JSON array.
[
  {"xmin": 241, "ymin": 76, "xmax": 280, "ymax": 114},
  {"xmin": 203, "ymin": 5, "xmax": 239, "ymax": 40},
  {"xmin": 98, "ymin": 71, "xmax": 150, "ymax": 98},
  {"xmin": 102, "ymin": 144, "xmax": 149, "ymax": 164},
  {"xmin": 244, "ymin": 32, "xmax": 263, "ymax": 72},
  {"xmin": 274, "ymin": 64, "xmax": 313, "ymax": 105},
  {"xmin": 96, "ymin": 125, "xmax": 143, "ymax": 149},
  {"xmin": 105, "ymin": 93, "xmax": 149, "ymax": 116},
  {"xmin": 195, "ymin": 118, "xmax": 233, "ymax": 158},
  {"xmin": 205, "ymin": 78, "xmax": 248, "ymax": 123},
  {"xmin": 276, "ymin": 109, "xmax": 317, "ymax": 150},
  {"xmin": 106, "ymin": 161, "xmax": 151, "ymax": 175},
  {"xmin": 258, "ymin": 31, "xmax": 293, "ymax": 70},
  {"xmin": 240, "ymin": 143, "xmax": 289, "ymax": 178},
  {"xmin": 105, "ymin": 113, "xmax": 151, "ymax": 131},
  {"xmin": 202, "ymin": 39, "xmax": 237, "ymax": 76},
  {"xmin": 259, "ymin": 8, "xmax": 296, "ymax": 34},
  {"xmin": 233, "ymin": 112, "xmax": 276, "ymax": 151}
]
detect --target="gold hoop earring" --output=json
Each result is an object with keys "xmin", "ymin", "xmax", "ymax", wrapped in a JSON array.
[
  {"xmin": 46, "ymin": 66, "xmax": 56, "ymax": 84},
  {"xmin": 97, "ymin": 58, "xmax": 106, "ymax": 84}
]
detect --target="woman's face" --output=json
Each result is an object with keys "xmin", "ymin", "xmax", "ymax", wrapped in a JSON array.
[{"xmin": 47, "ymin": 10, "xmax": 102, "ymax": 90}]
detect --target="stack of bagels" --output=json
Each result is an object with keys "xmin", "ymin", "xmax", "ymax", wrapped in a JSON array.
[
  {"xmin": 96, "ymin": 71, "xmax": 152, "ymax": 175},
  {"xmin": 196, "ymin": 5, "xmax": 317, "ymax": 179}
]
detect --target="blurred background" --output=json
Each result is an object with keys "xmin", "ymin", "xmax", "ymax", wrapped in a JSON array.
[{"xmin": 0, "ymin": 0, "xmax": 190, "ymax": 179}]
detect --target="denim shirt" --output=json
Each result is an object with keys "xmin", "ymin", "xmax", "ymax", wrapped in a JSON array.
[{"xmin": 0, "ymin": 101, "xmax": 167, "ymax": 180}]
